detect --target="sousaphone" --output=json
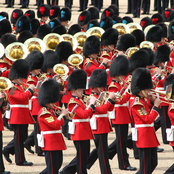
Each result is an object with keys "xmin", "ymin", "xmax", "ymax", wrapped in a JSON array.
[
  {"xmin": 127, "ymin": 22, "xmax": 142, "ymax": 33},
  {"xmin": 86, "ymin": 27, "xmax": 105, "ymax": 40},
  {"xmin": 5, "ymin": 42, "xmax": 28, "ymax": 62},
  {"xmin": 68, "ymin": 54, "xmax": 83, "ymax": 69},
  {"xmin": 24, "ymin": 38, "xmax": 46, "ymax": 53},
  {"xmin": 43, "ymin": 33, "xmax": 64, "ymax": 50},
  {"xmin": 112, "ymin": 23, "xmax": 130, "ymax": 36},
  {"xmin": 140, "ymin": 41, "xmax": 154, "ymax": 50}
]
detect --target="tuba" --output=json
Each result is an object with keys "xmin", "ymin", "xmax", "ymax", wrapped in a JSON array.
[
  {"xmin": 112, "ymin": 23, "xmax": 130, "ymax": 36},
  {"xmin": 24, "ymin": 38, "xmax": 46, "ymax": 53},
  {"xmin": 43, "ymin": 33, "xmax": 64, "ymax": 51},
  {"xmin": 125, "ymin": 47, "xmax": 139, "ymax": 58},
  {"xmin": 61, "ymin": 34, "xmax": 78, "ymax": 51},
  {"xmin": 86, "ymin": 27, "xmax": 105, "ymax": 40},
  {"xmin": 127, "ymin": 22, "xmax": 142, "ymax": 33},
  {"xmin": 5, "ymin": 42, "xmax": 28, "ymax": 62},
  {"xmin": 68, "ymin": 54, "xmax": 83, "ymax": 69},
  {"xmin": 140, "ymin": 41, "xmax": 154, "ymax": 50}
]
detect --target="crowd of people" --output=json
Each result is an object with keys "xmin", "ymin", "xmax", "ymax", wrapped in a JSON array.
[{"xmin": 0, "ymin": 1, "xmax": 174, "ymax": 174}]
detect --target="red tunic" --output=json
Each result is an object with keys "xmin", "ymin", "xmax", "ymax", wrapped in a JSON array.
[
  {"xmin": 38, "ymin": 107, "xmax": 66, "ymax": 151},
  {"xmin": 68, "ymin": 97, "xmax": 94, "ymax": 141},
  {"xmin": 0, "ymin": 110, "xmax": 4, "ymax": 131},
  {"xmin": 129, "ymin": 97, "xmax": 160, "ymax": 148}
]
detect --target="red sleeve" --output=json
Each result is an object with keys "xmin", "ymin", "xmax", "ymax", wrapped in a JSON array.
[
  {"xmin": 9, "ymin": 89, "xmax": 32, "ymax": 101},
  {"xmin": 95, "ymin": 100, "xmax": 115, "ymax": 113}
]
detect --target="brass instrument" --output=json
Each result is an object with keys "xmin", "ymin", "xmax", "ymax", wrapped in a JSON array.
[
  {"xmin": 24, "ymin": 38, "xmax": 46, "ymax": 53},
  {"xmin": 83, "ymin": 94, "xmax": 103, "ymax": 106},
  {"xmin": 0, "ymin": 43, "xmax": 5, "ymax": 58},
  {"xmin": 86, "ymin": 27, "xmax": 105, "ymax": 40},
  {"xmin": 125, "ymin": 47, "xmax": 139, "ymax": 58},
  {"xmin": 140, "ymin": 41, "xmax": 154, "ymax": 50},
  {"xmin": 127, "ymin": 22, "xmax": 142, "ymax": 33},
  {"xmin": 43, "ymin": 33, "xmax": 64, "ymax": 50},
  {"xmin": 112, "ymin": 23, "xmax": 130, "ymax": 36},
  {"xmin": 61, "ymin": 34, "xmax": 78, "ymax": 51},
  {"xmin": 144, "ymin": 24, "xmax": 155, "ymax": 37},
  {"xmin": 5, "ymin": 42, "xmax": 28, "ymax": 62},
  {"xmin": 68, "ymin": 54, "xmax": 83, "ymax": 69}
]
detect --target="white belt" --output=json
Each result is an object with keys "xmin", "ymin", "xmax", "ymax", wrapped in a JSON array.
[
  {"xmin": 73, "ymin": 118, "xmax": 90, "ymax": 122},
  {"xmin": 42, "ymin": 130, "xmax": 61, "ymax": 135},
  {"xmin": 87, "ymin": 77, "xmax": 90, "ymax": 80},
  {"xmin": 155, "ymin": 87, "xmax": 164, "ymax": 91},
  {"xmin": 135, "ymin": 123, "xmax": 154, "ymax": 128},
  {"xmin": 106, "ymin": 68, "xmax": 109, "ymax": 72},
  {"xmin": 93, "ymin": 114, "xmax": 108, "ymax": 118},
  {"xmin": 32, "ymin": 96, "xmax": 37, "ymax": 99},
  {"xmin": 171, "ymin": 125, "xmax": 174, "ymax": 129},
  {"xmin": 10, "ymin": 104, "xmax": 29, "ymax": 108},
  {"xmin": 114, "ymin": 103, "xmax": 127, "ymax": 107},
  {"xmin": 130, "ymin": 97, "xmax": 135, "ymax": 100}
]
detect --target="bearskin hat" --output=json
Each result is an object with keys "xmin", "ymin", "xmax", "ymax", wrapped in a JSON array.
[
  {"xmin": 68, "ymin": 24, "xmax": 81, "ymax": 35},
  {"xmin": 25, "ymin": 10, "xmax": 35, "ymax": 20},
  {"xmin": 38, "ymin": 79, "xmax": 60, "ymax": 107},
  {"xmin": 9, "ymin": 59, "xmax": 30, "ymax": 80},
  {"xmin": 18, "ymin": 30, "xmax": 33, "ymax": 43},
  {"xmin": 15, "ymin": 15, "xmax": 30, "ymax": 34},
  {"xmin": 108, "ymin": 4, "xmax": 119, "ymax": 16},
  {"xmin": 41, "ymin": 50, "xmax": 59, "ymax": 72},
  {"xmin": 146, "ymin": 25, "xmax": 163, "ymax": 42},
  {"xmin": 131, "ymin": 29, "xmax": 145, "ymax": 46},
  {"xmin": 162, "ymin": 9, "xmax": 174, "ymax": 22},
  {"xmin": 101, "ymin": 8, "xmax": 115, "ymax": 20},
  {"xmin": 89, "ymin": 69, "xmax": 107, "ymax": 88},
  {"xmin": 52, "ymin": 25, "xmax": 66, "ymax": 35},
  {"xmin": 37, "ymin": 24, "xmax": 52, "ymax": 40},
  {"xmin": 67, "ymin": 69, "xmax": 87, "ymax": 91},
  {"xmin": 30, "ymin": 18, "xmax": 40, "ymax": 35},
  {"xmin": 0, "ymin": 19, "xmax": 12, "ymax": 38},
  {"xmin": 154, "ymin": 44, "xmax": 170, "ymax": 65},
  {"xmin": 131, "ymin": 68, "xmax": 153, "ymax": 95},
  {"xmin": 88, "ymin": 7, "xmax": 99, "ymax": 20},
  {"xmin": 26, "ymin": 51, "xmax": 44, "ymax": 71},
  {"xmin": 100, "ymin": 17, "xmax": 113, "ymax": 30},
  {"xmin": 112, "ymin": 15, "xmax": 122, "ymax": 24},
  {"xmin": 117, "ymin": 34, "xmax": 136, "ymax": 51},
  {"xmin": 164, "ymin": 74, "xmax": 174, "ymax": 96},
  {"xmin": 10, "ymin": 9, "xmax": 23, "ymax": 24},
  {"xmin": 58, "ymin": 7, "xmax": 71, "ymax": 21},
  {"xmin": 151, "ymin": 13, "xmax": 163, "ymax": 24},
  {"xmin": 122, "ymin": 16, "xmax": 133, "ymax": 24},
  {"xmin": 168, "ymin": 20, "xmax": 174, "ymax": 40},
  {"xmin": 48, "ymin": 18, "xmax": 61, "ymax": 30},
  {"xmin": 83, "ymin": 36, "xmax": 100, "ymax": 57},
  {"xmin": 0, "ymin": 12, "xmax": 9, "ymax": 20},
  {"xmin": 101, "ymin": 28, "xmax": 118, "ymax": 46},
  {"xmin": 157, "ymin": 22, "xmax": 167, "ymax": 38},
  {"xmin": 55, "ymin": 41, "xmax": 73, "ymax": 63},
  {"xmin": 37, "ymin": 4, "xmax": 50, "ymax": 18},
  {"xmin": 140, "ymin": 17, "xmax": 153, "ymax": 30},
  {"xmin": 0, "ymin": 34, "xmax": 16, "ymax": 48},
  {"xmin": 128, "ymin": 49, "xmax": 150, "ymax": 73},
  {"xmin": 85, "ymin": 20, "xmax": 100, "ymax": 31},
  {"xmin": 78, "ymin": 10, "xmax": 91, "ymax": 27},
  {"xmin": 49, "ymin": 5, "xmax": 60, "ymax": 20},
  {"xmin": 109, "ymin": 55, "xmax": 129, "ymax": 77}
]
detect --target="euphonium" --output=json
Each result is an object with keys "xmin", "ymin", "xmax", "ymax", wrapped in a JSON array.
[
  {"xmin": 68, "ymin": 54, "xmax": 83, "ymax": 69},
  {"xmin": 125, "ymin": 47, "xmax": 139, "ymax": 58},
  {"xmin": 86, "ymin": 27, "xmax": 105, "ymax": 40},
  {"xmin": 127, "ymin": 22, "xmax": 142, "ymax": 33},
  {"xmin": 140, "ymin": 41, "xmax": 154, "ymax": 50},
  {"xmin": 112, "ymin": 23, "xmax": 130, "ymax": 36}
]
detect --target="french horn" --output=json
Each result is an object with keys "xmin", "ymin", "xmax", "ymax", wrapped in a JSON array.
[
  {"xmin": 86, "ymin": 27, "xmax": 105, "ymax": 40},
  {"xmin": 0, "ymin": 43, "xmax": 4, "ymax": 58},
  {"xmin": 24, "ymin": 38, "xmax": 46, "ymax": 53},
  {"xmin": 127, "ymin": 22, "xmax": 142, "ymax": 33},
  {"xmin": 61, "ymin": 34, "xmax": 78, "ymax": 51},
  {"xmin": 68, "ymin": 54, "xmax": 83, "ymax": 69},
  {"xmin": 125, "ymin": 47, "xmax": 139, "ymax": 58},
  {"xmin": 5, "ymin": 42, "xmax": 28, "ymax": 62},
  {"xmin": 43, "ymin": 33, "xmax": 64, "ymax": 50},
  {"xmin": 112, "ymin": 23, "xmax": 130, "ymax": 36},
  {"xmin": 140, "ymin": 41, "xmax": 154, "ymax": 50}
]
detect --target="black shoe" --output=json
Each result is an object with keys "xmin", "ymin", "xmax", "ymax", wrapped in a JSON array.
[
  {"xmin": 20, "ymin": 5, "xmax": 28, "ymax": 9},
  {"xmin": 37, "ymin": 152, "xmax": 45, "ymax": 156},
  {"xmin": 5, "ymin": 5, "xmax": 13, "ymax": 8},
  {"xmin": 153, "ymin": 9, "xmax": 157, "ymax": 11},
  {"xmin": 17, "ymin": 3, "xmax": 22, "ymax": 5},
  {"xmin": 3, "ymin": 3, "xmax": 7, "ymax": 5},
  {"xmin": 16, "ymin": 161, "xmax": 33, "ymax": 166},
  {"xmin": 78, "ymin": 9, "xmax": 83, "ymax": 12},
  {"xmin": 59, "ymin": 169, "xmax": 68, "ymax": 174},
  {"xmin": 2, "ymin": 148, "xmax": 12, "ymax": 164},
  {"xmin": 0, "ymin": 171, "xmax": 10, "ymax": 174},
  {"xmin": 133, "ymin": 15, "xmax": 137, "ymax": 18},
  {"xmin": 33, "ymin": 3, "xmax": 37, "ymax": 6},
  {"xmin": 24, "ymin": 143, "xmax": 34, "ymax": 154},
  {"xmin": 141, "ymin": 12, "xmax": 146, "ymax": 14},
  {"xmin": 122, "ymin": 166, "xmax": 137, "ymax": 171},
  {"xmin": 125, "ymin": 11, "xmax": 131, "ymax": 14},
  {"xmin": 157, "ymin": 147, "xmax": 164, "ymax": 152}
]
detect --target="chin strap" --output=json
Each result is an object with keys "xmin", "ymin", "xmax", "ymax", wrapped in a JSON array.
[
  {"xmin": 108, "ymin": 45, "xmax": 114, "ymax": 51},
  {"xmin": 118, "ymin": 76, "xmax": 123, "ymax": 82},
  {"xmin": 142, "ymin": 90, "xmax": 148, "ymax": 98},
  {"xmin": 97, "ymin": 87, "xmax": 101, "ymax": 93},
  {"xmin": 76, "ymin": 90, "xmax": 82, "ymax": 98}
]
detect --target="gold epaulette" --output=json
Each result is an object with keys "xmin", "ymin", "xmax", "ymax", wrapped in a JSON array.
[
  {"xmin": 108, "ymin": 82, "xmax": 118, "ymax": 90},
  {"xmin": 27, "ymin": 75, "xmax": 36, "ymax": 83},
  {"xmin": 169, "ymin": 102, "xmax": 174, "ymax": 111},
  {"xmin": 101, "ymin": 51, "xmax": 110, "ymax": 57},
  {"xmin": 69, "ymin": 98, "xmax": 79, "ymax": 105},
  {"xmin": 132, "ymin": 97, "xmax": 144, "ymax": 107},
  {"xmin": 85, "ymin": 58, "xmax": 94, "ymax": 69},
  {"xmin": 39, "ymin": 107, "xmax": 52, "ymax": 117}
]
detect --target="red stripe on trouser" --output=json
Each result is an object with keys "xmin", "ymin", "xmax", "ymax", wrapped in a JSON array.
[
  {"xmin": 100, "ymin": 135, "xmax": 108, "ymax": 174},
  {"xmin": 79, "ymin": 142, "xmax": 82, "ymax": 174},
  {"xmin": 118, "ymin": 126, "xmax": 125, "ymax": 168},
  {"xmin": 50, "ymin": 152, "xmax": 53, "ymax": 174},
  {"xmin": 17, "ymin": 126, "xmax": 22, "ymax": 162},
  {"xmin": 143, "ymin": 149, "xmax": 145, "ymax": 174}
]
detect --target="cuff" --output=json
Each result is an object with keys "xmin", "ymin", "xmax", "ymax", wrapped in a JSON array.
[
  {"xmin": 62, "ymin": 115, "xmax": 66, "ymax": 122},
  {"xmin": 90, "ymin": 104, "xmax": 95, "ymax": 113},
  {"xmin": 28, "ymin": 88, "xmax": 34, "ymax": 96},
  {"xmin": 153, "ymin": 106, "xmax": 160, "ymax": 114},
  {"xmin": 101, "ymin": 63, "xmax": 107, "ymax": 69},
  {"xmin": 108, "ymin": 98, "xmax": 115, "ymax": 105}
]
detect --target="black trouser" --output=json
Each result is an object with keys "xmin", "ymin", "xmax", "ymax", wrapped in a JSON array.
[
  {"xmin": 143, "ymin": 0, "xmax": 150, "ymax": 13},
  {"xmin": 65, "ymin": 0, "xmax": 72, "ymax": 9},
  {"xmin": 111, "ymin": 0, "xmax": 119, "ymax": 8},
  {"xmin": 3, "ymin": 124, "xmax": 28, "ymax": 164},
  {"xmin": 137, "ymin": 147, "xmax": 157, "ymax": 174},
  {"xmin": 154, "ymin": 0, "xmax": 157, "ymax": 10},
  {"xmin": 47, "ymin": 0, "xmax": 58, "ymax": 5},
  {"xmin": 0, "ymin": 131, "xmax": 5, "ymax": 172},
  {"xmin": 114, "ymin": 124, "xmax": 130, "ymax": 169},
  {"xmin": 21, "ymin": 0, "xmax": 29, "ymax": 6},
  {"xmin": 127, "ymin": 0, "xmax": 132, "ymax": 13},
  {"xmin": 7, "ymin": 0, "xmax": 14, "ymax": 6},
  {"xmin": 132, "ymin": 0, "xmax": 142, "ymax": 17},
  {"xmin": 37, "ymin": 0, "xmax": 44, "ymax": 7},
  {"xmin": 79, "ymin": 0, "xmax": 88, "ymax": 11},
  {"xmin": 164, "ymin": 163, "xmax": 174, "ymax": 174},
  {"xmin": 94, "ymin": 0, "xmax": 103, "ymax": 11}
]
